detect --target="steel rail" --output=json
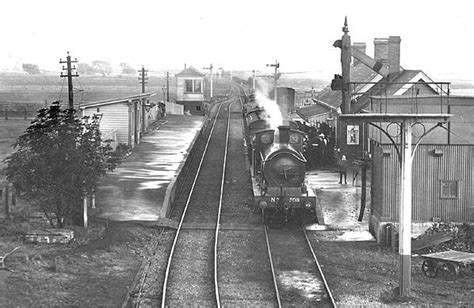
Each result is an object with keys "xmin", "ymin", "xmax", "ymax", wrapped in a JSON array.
[
  {"xmin": 213, "ymin": 101, "xmax": 234, "ymax": 307},
  {"xmin": 263, "ymin": 225, "xmax": 282, "ymax": 308},
  {"xmin": 302, "ymin": 226, "xmax": 337, "ymax": 307},
  {"xmin": 161, "ymin": 102, "xmax": 225, "ymax": 308}
]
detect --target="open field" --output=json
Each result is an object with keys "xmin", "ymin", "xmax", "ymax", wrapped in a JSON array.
[
  {"xmin": 0, "ymin": 73, "xmax": 175, "ymax": 167},
  {"xmin": 0, "ymin": 118, "xmax": 32, "ymax": 170},
  {"xmin": 0, "ymin": 73, "xmax": 174, "ymax": 117}
]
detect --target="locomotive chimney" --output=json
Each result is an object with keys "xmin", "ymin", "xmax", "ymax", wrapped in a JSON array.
[{"xmin": 278, "ymin": 126, "xmax": 290, "ymax": 143}]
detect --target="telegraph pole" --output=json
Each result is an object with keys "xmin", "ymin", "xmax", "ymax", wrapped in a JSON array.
[
  {"xmin": 166, "ymin": 71, "xmax": 170, "ymax": 102},
  {"xmin": 203, "ymin": 64, "xmax": 213, "ymax": 99},
  {"xmin": 138, "ymin": 66, "xmax": 148, "ymax": 93},
  {"xmin": 60, "ymin": 52, "xmax": 79, "ymax": 109},
  {"xmin": 266, "ymin": 60, "xmax": 280, "ymax": 101},
  {"xmin": 138, "ymin": 66, "xmax": 148, "ymax": 134},
  {"xmin": 252, "ymin": 70, "xmax": 256, "ymax": 90}
]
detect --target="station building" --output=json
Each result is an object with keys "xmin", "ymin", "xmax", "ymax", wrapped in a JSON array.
[
  {"xmin": 303, "ymin": 30, "xmax": 474, "ymax": 242},
  {"xmin": 79, "ymin": 92, "xmax": 158, "ymax": 149}
]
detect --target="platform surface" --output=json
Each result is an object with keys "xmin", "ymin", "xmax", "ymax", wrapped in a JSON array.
[{"xmin": 94, "ymin": 115, "xmax": 203, "ymax": 221}]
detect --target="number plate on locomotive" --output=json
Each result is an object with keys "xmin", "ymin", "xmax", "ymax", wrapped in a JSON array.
[{"xmin": 289, "ymin": 197, "xmax": 300, "ymax": 203}]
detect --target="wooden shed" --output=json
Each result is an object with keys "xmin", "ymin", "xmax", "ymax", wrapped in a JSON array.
[
  {"xmin": 368, "ymin": 95, "xmax": 474, "ymax": 242},
  {"xmin": 79, "ymin": 93, "xmax": 157, "ymax": 149},
  {"xmin": 175, "ymin": 66, "xmax": 205, "ymax": 115}
]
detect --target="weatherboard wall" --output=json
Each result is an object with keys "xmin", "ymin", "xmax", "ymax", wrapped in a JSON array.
[{"xmin": 82, "ymin": 103, "xmax": 132, "ymax": 147}]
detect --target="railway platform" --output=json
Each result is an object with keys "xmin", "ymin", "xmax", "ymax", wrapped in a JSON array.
[
  {"xmin": 92, "ymin": 114, "xmax": 204, "ymax": 221},
  {"xmin": 306, "ymin": 168, "xmax": 374, "ymax": 240}
]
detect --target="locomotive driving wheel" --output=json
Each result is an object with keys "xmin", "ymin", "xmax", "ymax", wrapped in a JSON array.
[{"xmin": 421, "ymin": 260, "xmax": 438, "ymax": 278}]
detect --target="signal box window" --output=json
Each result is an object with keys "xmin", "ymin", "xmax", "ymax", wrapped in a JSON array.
[
  {"xmin": 194, "ymin": 80, "xmax": 202, "ymax": 93},
  {"xmin": 440, "ymin": 180, "xmax": 459, "ymax": 199},
  {"xmin": 185, "ymin": 80, "xmax": 193, "ymax": 92}
]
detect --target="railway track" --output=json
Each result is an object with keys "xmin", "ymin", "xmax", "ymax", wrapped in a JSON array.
[
  {"xmin": 126, "ymin": 86, "xmax": 338, "ymax": 307},
  {"xmin": 160, "ymin": 99, "xmax": 233, "ymax": 307},
  {"xmin": 215, "ymin": 98, "xmax": 278, "ymax": 306},
  {"xmin": 264, "ymin": 224, "xmax": 336, "ymax": 307}
]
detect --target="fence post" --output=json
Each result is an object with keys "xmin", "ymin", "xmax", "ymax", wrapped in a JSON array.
[{"xmin": 4, "ymin": 106, "xmax": 8, "ymax": 120}]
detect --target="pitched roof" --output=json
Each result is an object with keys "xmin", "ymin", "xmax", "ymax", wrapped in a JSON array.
[
  {"xmin": 175, "ymin": 66, "xmax": 205, "ymax": 77},
  {"xmin": 386, "ymin": 70, "xmax": 439, "ymax": 95},
  {"xmin": 315, "ymin": 62, "xmax": 380, "ymax": 108},
  {"xmin": 315, "ymin": 61, "xmax": 441, "ymax": 113},
  {"xmin": 296, "ymin": 104, "xmax": 332, "ymax": 119}
]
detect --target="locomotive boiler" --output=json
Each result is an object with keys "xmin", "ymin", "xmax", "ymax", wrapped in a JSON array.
[{"xmin": 245, "ymin": 107, "xmax": 320, "ymax": 224}]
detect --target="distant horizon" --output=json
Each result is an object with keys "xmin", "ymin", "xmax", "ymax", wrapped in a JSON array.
[
  {"xmin": 1, "ymin": 68, "xmax": 473, "ymax": 85},
  {"xmin": 1, "ymin": 0, "xmax": 473, "ymax": 84}
]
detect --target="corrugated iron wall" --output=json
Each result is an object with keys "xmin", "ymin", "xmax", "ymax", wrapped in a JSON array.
[
  {"xmin": 413, "ymin": 145, "xmax": 473, "ymax": 222},
  {"xmin": 374, "ymin": 144, "xmax": 474, "ymax": 222}
]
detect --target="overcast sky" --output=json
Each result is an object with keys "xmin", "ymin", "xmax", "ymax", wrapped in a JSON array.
[{"xmin": 1, "ymin": 0, "xmax": 473, "ymax": 81}]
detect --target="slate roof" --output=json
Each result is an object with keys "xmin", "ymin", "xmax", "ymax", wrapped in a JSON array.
[
  {"xmin": 315, "ymin": 62, "xmax": 380, "ymax": 108},
  {"xmin": 381, "ymin": 70, "xmax": 438, "ymax": 95},
  {"xmin": 175, "ymin": 66, "xmax": 205, "ymax": 77},
  {"xmin": 314, "ymin": 63, "xmax": 440, "ymax": 115},
  {"xmin": 297, "ymin": 104, "xmax": 332, "ymax": 119}
]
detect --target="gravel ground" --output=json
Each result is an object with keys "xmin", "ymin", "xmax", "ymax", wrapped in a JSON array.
[
  {"xmin": 218, "ymin": 108, "xmax": 277, "ymax": 306},
  {"xmin": 268, "ymin": 228, "xmax": 332, "ymax": 307},
  {"xmin": 2, "ymin": 96, "xmax": 472, "ymax": 307}
]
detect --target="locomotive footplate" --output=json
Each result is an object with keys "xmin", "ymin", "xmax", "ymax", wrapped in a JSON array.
[
  {"xmin": 255, "ymin": 195, "xmax": 317, "ymax": 209},
  {"xmin": 251, "ymin": 176, "xmax": 325, "ymax": 224}
]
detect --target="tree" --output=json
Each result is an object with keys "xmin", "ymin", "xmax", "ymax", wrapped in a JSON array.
[
  {"xmin": 4, "ymin": 102, "xmax": 120, "ymax": 228},
  {"xmin": 119, "ymin": 62, "xmax": 135, "ymax": 75},
  {"xmin": 77, "ymin": 63, "xmax": 95, "ymax": 75},
  {"xmin": 92, "ymin": 60, "xmax": 113, "ymax": 76},
  {"xmin": 22, "ymin": 63, "xmax": 41, "ymax": 75}
]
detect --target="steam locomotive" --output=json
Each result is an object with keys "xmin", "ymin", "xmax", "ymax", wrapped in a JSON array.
[{"xmin": 243, "ymin": 94, "xmax": 320, "ymax": 224}]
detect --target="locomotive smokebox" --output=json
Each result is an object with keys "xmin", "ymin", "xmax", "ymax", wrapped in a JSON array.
[{"xmin": 278, "ymin": 126, "xmax": 290, "ymax": 143}]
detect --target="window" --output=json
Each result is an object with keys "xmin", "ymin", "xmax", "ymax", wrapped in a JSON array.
[
  {"xmin": 185, "ymin": 79, "xmax": 193, "ymax": 92},
  {"xmin": 185, "ymin": 79, "xmax": 202, "ymax": 93},
  {"xmin": 440, "ymin": 180, "xmax": 459, "ymax": 199},
  {"xmin": 96, "ymin": 107, "xmax": 100, "ymax": 113},
  {"xmin": 196, "ymin": 105, "xmax": 201, "ymax": 111},
  {"xmin": 194, "ymin": 80, "xmax": 202, "ymax": 93}
]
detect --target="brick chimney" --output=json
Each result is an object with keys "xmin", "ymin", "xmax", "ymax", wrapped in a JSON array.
[
  {"xmin": 388, "ymin": 36, "xmax": 401, "ymax": 76},
  {"xmin": 374, "ymin": 38, "xmax": 389, "ymax": 64},
  {"xmin": 353, "ymin": 42, "xmax": 366, "ymax": 65}
]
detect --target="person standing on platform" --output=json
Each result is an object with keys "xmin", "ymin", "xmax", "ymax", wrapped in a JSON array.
[{"xmin": 336, "ymin": 149, "xmax": 348, "ymax": 184}]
